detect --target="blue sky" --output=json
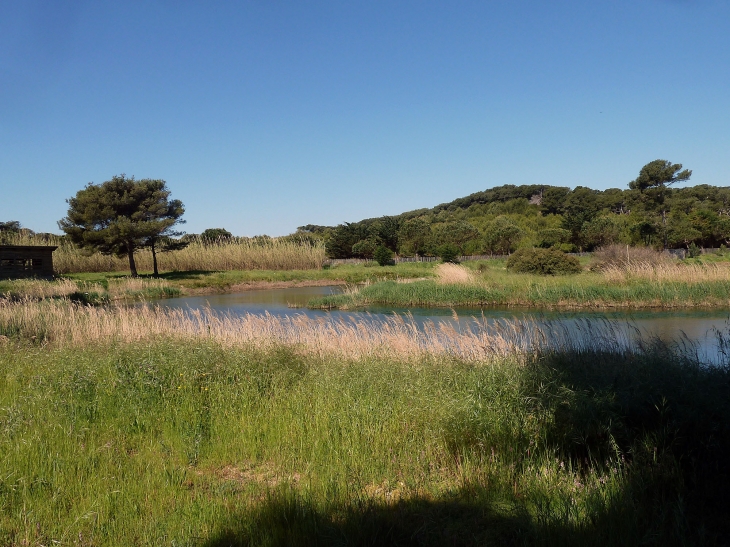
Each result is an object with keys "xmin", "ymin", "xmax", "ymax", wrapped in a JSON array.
[{"xmin": 1, "ymin": 1, "xmax": 729, "ymax": 236}]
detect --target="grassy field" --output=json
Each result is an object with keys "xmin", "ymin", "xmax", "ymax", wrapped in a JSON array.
[
  {"xmin": 1, "ymin": 298, "xmax": 729, "ymax": 545},
  {"xmin": 309, "ymin": 260, "xmax": 730, "ymax": 310}
]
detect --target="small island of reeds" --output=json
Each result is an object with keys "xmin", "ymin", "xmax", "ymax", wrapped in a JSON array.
[{"xmin": 309, "ymin": 248, "xmax": 730, "ymax": 310}]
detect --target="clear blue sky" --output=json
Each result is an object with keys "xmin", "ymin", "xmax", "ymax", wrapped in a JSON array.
[{"xmin": 1, "ymin": 1, "xmax": 729, "ymax": 236}]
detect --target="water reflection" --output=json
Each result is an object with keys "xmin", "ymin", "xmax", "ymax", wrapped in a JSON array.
[{"xmin": 153, "ymin": 286, "xmax": 730, "ymax": 364}]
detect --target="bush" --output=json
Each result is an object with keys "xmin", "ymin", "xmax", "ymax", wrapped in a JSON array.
[
  {"xmin": 506, "ymin": 247, "xmax": 582, "ymax": 275},
  {"xmin": 687, "ymin": 242, "xmax": 701, "ymax": 258},
  {"xmin": 436, "ymin": 243, "xmax": 460, "ymax": 264},
  {"xmin": 373, "ymin": 245, "xmax": 395, "ymax": 266}
]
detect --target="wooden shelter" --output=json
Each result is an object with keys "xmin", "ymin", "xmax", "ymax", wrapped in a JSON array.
[{"xmin": 0, "ymin": 245, "xmax": 57, "ymax": 278}]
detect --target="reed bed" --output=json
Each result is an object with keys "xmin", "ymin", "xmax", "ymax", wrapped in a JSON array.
[
  {"xmin": 0, "ymin": 277, "xmax": 179, "ymax": 302},
  {"xmin": 601, "ymin": 261, "xmax": 730, "ymax": 283},
  {"xmin": 0, "ymin": 298, "xmax": 629, "ymax": 361},
  {"xmin": 434, "ymin": 262, "xmax": 476, "ymax": 284},
  {"xmin": 0, "ymin": 277, "xmax": 79, "ymax": 299},
  {"xmin": 2, "ymin": 232, "xmax": 326, "ymax": 273}
]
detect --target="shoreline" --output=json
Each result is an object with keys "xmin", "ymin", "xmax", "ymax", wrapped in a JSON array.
[{"xmin": 182, "ymin": 278, "xmax": 349, "ymax": 295}]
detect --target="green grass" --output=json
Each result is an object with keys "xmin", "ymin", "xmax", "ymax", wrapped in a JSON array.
[
  {"xmin": 64, "ymin": 262, "xmax": 436, "ymax": 292},
  {"xmin": 310, "ymin": 261, "xmax": 730, "ymax": 309},
  {"xmin": 1, "ymin": 338, "xmax": 729, "ymax": 545},
  {"xmin": 310, "ymin": 278, "xmax": 730, "ymax": 309}
]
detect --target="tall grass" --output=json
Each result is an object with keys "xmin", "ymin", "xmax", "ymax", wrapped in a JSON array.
[
  {"xmin": 1, "ymin": 306, "xmax": 729, "ymax": 544},
  {"xmin": 0, "ymin": 277, "xmax": 180, "ymax": 302},
  {"xmin": 435, "ymin": 262, "xmax": 476, "ymax": 284},
  {"xmin": 0, "ymin": 298, "xmax": 599, "ymax": 360},
  {"xmin": 600, "ymin": 261, "xmax": 730, "ymax": 283},
  {"xmin": 2, "ymin": 232, "xmax": 326, "ymax": 273},
  {"xmin": 310, "ymin": 276, "xmax": 730, "ymax": 309}
]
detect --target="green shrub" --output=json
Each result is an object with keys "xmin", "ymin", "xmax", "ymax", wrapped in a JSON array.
[
  {"xmin": 506, "ymin": 247, "xmax": 582, "ymax": 275},
  {"xmin": 373, "ymin": 245, "xmax": 395, "ymax": 266},
  {"xmin": 556, "ymin": 243, "xmax": 577, "ymax": 253},
  {"xmin": 436, "ymin": 243, "xmax": 460, "ymax": 264},
  {"xmin": 687, "ymin": 242, "xmax": 701, "ymax": 258}
]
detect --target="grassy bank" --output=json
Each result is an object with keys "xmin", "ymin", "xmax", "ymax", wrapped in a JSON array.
[
  {"xmin": 65, "ymin": 262, "xmax": 435, "ymax": 294},
  {"xmin": 309, "ymin": 261, "xmax": 730, "ymax": 310},
  {"xmin": 1, "ymin": 301, "xmax": 729, "ymax": 545},
  {"xmin": 0, "ymin": 264, "xmax": 434, "ymax": 304},
  {"xmin": 0, "ymin": 276, "xmax": 181, "ymax": 304}
]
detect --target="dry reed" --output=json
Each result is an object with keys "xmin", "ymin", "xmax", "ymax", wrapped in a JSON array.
[
  {"xmin": 601, "ymin": 261, "xmax": 730, "ymax": 283},
  {"xmin": 0, "ymin": 299, "xmax": 625, "ymax": 361},
  {"xmin": 435, "ymin": 263, "xmax": 476, "ymax": 284},
  {"xmin": 2, "ymin": 233, "xmax": 326, "ymax": 273},
  {"xmin": 0, "ymin": 278, "xmax": 79, "ymax": 299},
  {"xmin": 0, "ymin": 277, "xmax": 178, "ymax": 301},
  {"xmin": 592, "ymin": 244, "xmax": 673, "ymax": 271}
]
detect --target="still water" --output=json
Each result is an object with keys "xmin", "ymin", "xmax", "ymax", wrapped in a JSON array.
[{"xmin": 153, "ymin": 286, "xmax": 730, "ymax": 364}]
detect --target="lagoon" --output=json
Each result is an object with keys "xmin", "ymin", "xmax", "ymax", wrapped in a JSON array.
[{"xmin": 153, "ymin": 286, "xmax": 730, "ymax": 364}]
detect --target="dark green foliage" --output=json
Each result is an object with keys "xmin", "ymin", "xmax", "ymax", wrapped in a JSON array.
[
  {"xmin": 325, "ymin": 222, "xmax": 370, "ymax": 259},
  {"xmin": 630, "ymin": 160, "xmax": 693, "ymax": 249},
  {"xmin": 429, "ymin": 221, "xmax": 480, "ymax": 254},
  {"xmin": 371, "ymin": 216, "xmax": 401, "ymax": 251},
  {"xmin": 437, "ymin": 243, "xmax": 460, "ymax": 263},
  {"xmin": 483, "ymin": 216, "xmax": 523, "ymax": 254},
  {"xmin": 687, "ymin": 242, "xmax": 701, "ymax": 258},
  {"xmin": 373, "ymin": 245, "xmax": 395, "ymax": 266},
  {"xmin": 0, "ymin": 221, "xmax": 23, "ymax": 244},
  {"xmin": 67, "ymin": 291, "xmax": 110, "ymax": 306},
  {"xmin": 397, "ymin": 218, "xmax": 430, "ymax": 256},
  {"xmin": 200, "ymin": 228, "xmax": 233, "ymax": 241},
  {"xmin": 582, "ymin": 216, "xmax": 622, "ymax": 250},
  {"xmin": 536, "ymin": 227, "xmax": 571, "ymax": 248},
  {"xmin": 0, "ymin": 221, "xmax": 21, "ymax": 233},
  {"xmin": 309, "ymin": 161, "xmax": 730, "ymax": 258},
  {"xmin": 58, "ymin": 175, "xmax": 185, "ymax": 277},
  {"xmin": 506, "ymin": 247, "xmax": 582, "ymax": 275},
  {"xmin": 629, "ymin": 160, "xmax": 692, "ymax": 192},
  {"xmin": 352, "ymin": 239, "xmax": 378, "ymax": 259}
]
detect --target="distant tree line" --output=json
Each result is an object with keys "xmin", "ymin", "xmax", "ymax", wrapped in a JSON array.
[{"xmin": 306, "ymin": 160, "xmax": 730, "ymax": 259}]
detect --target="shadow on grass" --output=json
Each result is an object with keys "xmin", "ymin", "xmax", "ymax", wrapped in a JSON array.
[
  {"xmin": 156, "ymin": 270, "xmax": 218, "ymax": 280},
  {"xmin": 206, "ymin": 342, "xmax": 730, "ymax": 546},
  {"xmin": 203, "ymin": 472, "xmax": 724, "ymax": 547},
  {"xmin": 204, "ymin": 488, "xmax": 531, "ymax": 547}
]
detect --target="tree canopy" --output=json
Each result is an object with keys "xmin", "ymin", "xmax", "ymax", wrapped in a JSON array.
[
  {"xmin": 629, "ymin": 160, "xmax": 692, "ymax": 248},
  {"xmin": 58, "ymin": 175, "xmax": 185, "ymax": 277},
  {"xmin": 629, "ymin": 160, "xmax": 692, "ymax": 192},
  {"xmin": 316, "ymin": 160, "xmax": 723, "ymax": 258}
]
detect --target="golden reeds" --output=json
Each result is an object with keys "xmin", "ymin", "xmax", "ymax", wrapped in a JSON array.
[
  {"xmin": 601, "ymin": 261, "xmax": 730, "ymax": 283},
  {"xmin": 2, "ymin": 233, "xmax": 326, "ymax": 273},
  {"xmin": 0, "ymin": 299, "xmax": 612, "ymax": 361},
  {"xmin": 435, "ymin": 263, "xmax": 476, "ymax": 285},
  {"xmin": 0, "ymin": 278, "xmax": 79, "ymax": 299}
]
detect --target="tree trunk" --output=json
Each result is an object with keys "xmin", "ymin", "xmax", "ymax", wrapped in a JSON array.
[
  {"xmin": 151, "ymin": 242, "xmax": 159, "ymax": 277},
  {"xmin": 127, "ymin": 246, "xmax": 138, "ymax": 277}
]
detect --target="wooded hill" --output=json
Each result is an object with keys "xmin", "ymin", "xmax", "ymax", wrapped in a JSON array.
[{"xmin": 300, "ymin": 183, "xmax": 730, "ymax": 259}]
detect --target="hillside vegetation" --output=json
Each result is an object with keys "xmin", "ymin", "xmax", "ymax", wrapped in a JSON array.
[{"xmin": 301, "ymin": 183, "xmax": 730, "ymax": 259}]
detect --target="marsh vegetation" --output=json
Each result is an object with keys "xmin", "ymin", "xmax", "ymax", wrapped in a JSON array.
[
  {"xmin": 310, "ymin": 257, "xmax": 730, "ymax": 310},
  {"xmin": 1, "ymin": 296, "xmax": 729, "ymax": 545}
]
